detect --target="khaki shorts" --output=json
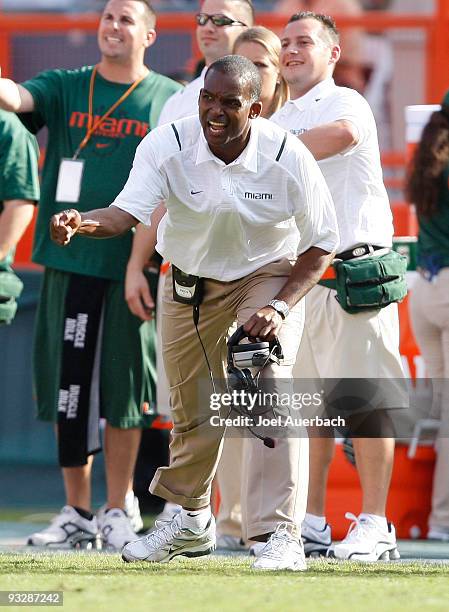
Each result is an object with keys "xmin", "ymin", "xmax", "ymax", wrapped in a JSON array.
[
  {"xmin": 295, "ymin": 284, "xmax": 404, "ymax": 379},
  {"xmin": 294, "ymin": 285, "xmax": 407, "ymax": 426}
]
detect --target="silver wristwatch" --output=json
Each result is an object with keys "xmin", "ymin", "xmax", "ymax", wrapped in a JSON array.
[{"xmin": 268, "ymin": 299, "xmax": 289, "ymax": 319}]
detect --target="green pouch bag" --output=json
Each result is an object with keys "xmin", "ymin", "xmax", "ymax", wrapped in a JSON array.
[
  {"xmin": 0, "ymin": 270, "xmax": 23, "ymax": 325},
  {"xmin": 335, "ymin": 249, "xmax": 408, "ymax": 314}
]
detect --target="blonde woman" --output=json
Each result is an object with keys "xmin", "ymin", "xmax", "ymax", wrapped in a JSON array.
[
  {"xmin": 215, "ymin": 26, "xmax": 290, "ymax": 552},
  {"xmin": 234, "ymin": 26, "xmax": 288, "ymax": 118}
]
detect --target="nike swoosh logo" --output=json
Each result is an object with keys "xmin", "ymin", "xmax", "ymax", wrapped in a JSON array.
[
  {"xmin": 168, "ymin": 543, "xmax": 190, "ymax": 555},
  {"xmin": 96, "ymin": 143, "xmax": 111, "ymax": 149},
  {"xmin": 190, "ymin": 190, "xmax": 203, "ymax": 195}
]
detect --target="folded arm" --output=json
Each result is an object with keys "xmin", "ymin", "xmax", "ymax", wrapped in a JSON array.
[{"xmin": 299, "ymin": 119, "xmax": 358, "ymax": 160}]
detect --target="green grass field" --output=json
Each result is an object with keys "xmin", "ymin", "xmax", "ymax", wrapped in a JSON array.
[{"xmin": 1, "ymin": 552, "xmax": 449, "ymax": 612}]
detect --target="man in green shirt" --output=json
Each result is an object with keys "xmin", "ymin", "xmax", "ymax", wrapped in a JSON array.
[
  {"xmin": 0, "ymin": 109, "xmax": 40, "ymax": 324},
  {"xmin": 0, "ymin": 0, "xmax": 181, "ymax": 550}
]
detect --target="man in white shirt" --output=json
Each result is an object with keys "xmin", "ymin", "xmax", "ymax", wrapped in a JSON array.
[
  {"xmin": 274, "ymin": 0, "xmax": 367, "ymax": 92},
  {"xmin": 158, "ymin": 0, "xmax": 254, "ymax": 126},
  {"xmin": 51, "ymin": 55, "xmax": 339, "ymax": 571},
  {"xmin": 271, "ymin": 12, "xmax": 405, "ymax": 561}
]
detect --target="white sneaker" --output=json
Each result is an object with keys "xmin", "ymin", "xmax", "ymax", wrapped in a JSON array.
[
  {"xmin": 428, "ymin": 527, "xmax": 449, "ymax": 542},
  {"xmin": 328, "ymin": 512, "xmax": 400, "ymax": 561},
  {"xmin": 301, "ymin": 520, "xmax": 332, "ymax": 557},
  {"xmin": 122, "ymin": 512, "xmax": 216, "ymax": 563},
  {"xmin": 252, "ymin": 524, "xmax": 307, "ymax": 572},
  {"xmin": 216, "ymin": 534, "xmax": 248, "ymax": 551},
  {"xmin": 27, "ymin": 505, "xmax": 99, "ymax": 549},
  {"xmin": 97, "ymin": 491, "xmax": 143, "ymax": 534},
  {"xmin": 99, "ymin": 508, "xmax": 138, "ymax": 551},
  {"xmin": 154, "ymin": 502, "xmax": 182, "ymax": 524}
]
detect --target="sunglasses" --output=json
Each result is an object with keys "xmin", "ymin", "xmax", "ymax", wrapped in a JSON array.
[{"xmin": 196, "ymin": 13, "xmax": 247, "ymax": 28}]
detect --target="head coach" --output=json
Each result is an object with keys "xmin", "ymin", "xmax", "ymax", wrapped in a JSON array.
[{"xmin": 50, "ymin": 55, "xmax": 339, "ymax": 571}]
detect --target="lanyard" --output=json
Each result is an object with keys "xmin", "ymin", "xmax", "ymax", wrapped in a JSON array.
[{"xmin": 72, "ymin": 65, "xmax": 147, "ymax": 160}]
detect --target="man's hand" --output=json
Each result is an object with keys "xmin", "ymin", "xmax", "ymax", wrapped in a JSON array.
[
  {"xmin": 50, "ymin": 206, "xmax": 136, "ymax": 244},
  {"xmin": 125, "ymin": 266, "xmax": 155, "ymax": 321},
  {"xmin": 50, "ymin": 208, "xmax": 82, "ymax": 246},
  {"xmin": 243, "ymin": 306, "xmax": 283, "ymax": 341}
]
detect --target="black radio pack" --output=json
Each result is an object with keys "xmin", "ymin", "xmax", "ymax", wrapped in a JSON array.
[{"xmin": 172, "ymin": 265, "xmax": 204, "ymax": 306}]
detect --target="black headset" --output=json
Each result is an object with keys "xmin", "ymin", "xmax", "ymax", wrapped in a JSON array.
[
  {"xmin": 227, "ymin": 325, "xmax": 284, "ymax": 393},
  {"xmin": 226, "ymin": 326, "xmax": 284, "ymax": 449}
]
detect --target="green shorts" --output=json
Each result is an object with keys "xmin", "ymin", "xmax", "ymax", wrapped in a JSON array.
[{"xmin": 33, "ymin": 268, "xmax": 157, "ymax": 428}]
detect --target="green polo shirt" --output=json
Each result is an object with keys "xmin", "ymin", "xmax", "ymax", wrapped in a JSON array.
[{"xmin": 20, "ymin": 66, "xmax": 181, "ymax": 281}]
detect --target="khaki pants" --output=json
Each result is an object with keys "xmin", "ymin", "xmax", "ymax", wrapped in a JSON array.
[
  {"xmin": 216, "ymin": 434, "xmax": 310, "ymax": 541},
  {"xmin": 409, "ymin": 270, "xmax": 449, "ymax": 531},
  {"xmin": 149, "ymin": 259, "xmax": 309, "ymax": 538}
]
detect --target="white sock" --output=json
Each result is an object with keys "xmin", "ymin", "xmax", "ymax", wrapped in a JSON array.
[
  {"xmin": 304, "ymin": 513, "xmax": 326, "ymax": 531},
  {"xmin": 125, "ymin": 490, "xmax": 135, "ymax": 504},
  {"xmin": 359, "ymin": 513, "xmax": 388, "ymax": 529},
  {"xmin": 180, "ymin": 507, "xmax": 211, "ymax": 532},
  {"xmin": 164, "ymin": 502, "xmax": 181, "ymax": 513}
]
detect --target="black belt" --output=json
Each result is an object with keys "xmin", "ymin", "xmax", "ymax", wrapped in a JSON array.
[{"xmin": 337, "ymin": 244, "xmax": 386, "ymax": 262}]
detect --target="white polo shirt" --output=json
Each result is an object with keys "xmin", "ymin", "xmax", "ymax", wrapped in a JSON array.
[
  {"xmin": 157, "ymin": 68, "xmax": 206, "ymax": 126},
  {"xmin": 112, "ymin": 115, "xmax": 339, "ymax": 281},
  {"xmin": 271, "ymin": 78, "xmax": 394, "ymax": 253}
]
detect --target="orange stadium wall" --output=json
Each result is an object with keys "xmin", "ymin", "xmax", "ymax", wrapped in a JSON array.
[{"xmin": 3, "ymin": 3, "xmax": 449, "ymax": 267}]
